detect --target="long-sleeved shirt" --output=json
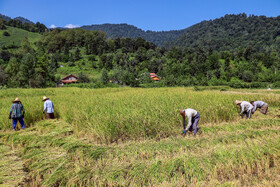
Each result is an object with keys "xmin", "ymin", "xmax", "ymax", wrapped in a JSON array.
[
  {"xmin": 183, "ymin": 108, "xmax": 198, "ymax": 131},
  {"xmin": 43, "ymin": 100, "xmax": 54, "ymax": 113},
  {"xmin": 252, "ymin": 101, "xmax": 266, "ymax": 112},
  {"xmin": 240, "ymin": 101, "xmax": 253, "ymax": 115},
  {"xmin": 9, "ymin": 103, "xmax": 25, "ymax": 119}
]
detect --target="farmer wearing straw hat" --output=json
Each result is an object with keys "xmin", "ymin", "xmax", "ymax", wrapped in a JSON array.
[
  {"xmin": 235, "ymin": 100, "xmax": 253, "ymax": 119},
  {"xmin": 42, "ymin": 96, "xmax": 55, "ymax": 119},
  {"xmin": 179, "ymin": 108, "xmax": 200, "ymax": 136},
  {"xmin": 8, "ymin": 97, "xmax": 25, "ymax": 130}
]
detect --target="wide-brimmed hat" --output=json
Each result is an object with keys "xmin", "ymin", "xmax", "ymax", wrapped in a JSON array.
[
  {"xmin": 42, "ymin": 96, "xmax": 49, "ymax": 101},
  {"xmin": 235, "ymin": 100, "xmax": 242, "ymax": 105},
  {"xmin": 12, "ymin": 97, "xmax": 21, "ymax": 103}
]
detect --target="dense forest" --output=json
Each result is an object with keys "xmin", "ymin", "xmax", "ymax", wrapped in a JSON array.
[
  {"xmin": 0, "ymin": 13, "xmax": 280, "ymax": 89},
  {"xmin": 81, "ymin": 23, "xmax": 186, "ymax": 46},
  {"xmin": 166, "ymin": 13, "xmax": 280, "ymax": 52}
]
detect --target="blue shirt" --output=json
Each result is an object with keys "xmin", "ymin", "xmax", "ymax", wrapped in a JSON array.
[
  {"xmin": 43, "ymin": 100, "xmax": 54, "ymax": 113},
  {"xmin": 9, "ymin": 103, "xmax": 25, "ymax": 119}
]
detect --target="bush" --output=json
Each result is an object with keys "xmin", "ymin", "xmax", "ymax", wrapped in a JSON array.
[
  {"xmin": 3, "ymin": 31, "xmax": 10, "ymax": 36},
  {"xmin": 208, "ymin": 77, "xmax": 229, "ymax": 86},
  {"xmin": 229, "ymin": 77, "xmax": 249, "ymax": 88},
  {"xmin": 249, "ymin": 82, "xmax": 268, "ymax": 88},
  {"xmin": 272, "ymin": 81, "xmax": 280, "ymax": 88},
  {"xmin": 78, "ymin": 73, "xmax": 90, "ymax": 83}
]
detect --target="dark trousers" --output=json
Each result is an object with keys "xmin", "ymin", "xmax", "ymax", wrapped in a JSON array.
[
  {"xmin": 46, "ymin": 113, "xmax": 55, "ymax": 119},
  {"xmin": 242, "ymin": 110, "xmax": 252, "ymax": 119},
  {"xmin": 12, "ymin": 117, "xmax": 25, "ymax": 130},
  {"xmin": 190, "ymin": 112, "xmax": 200, "ymax": 135}
]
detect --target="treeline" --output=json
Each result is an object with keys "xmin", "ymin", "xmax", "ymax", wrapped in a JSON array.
[
  {"xmin": 1, "ymin": 16, "xmax": 280, "ymax": 88},
  {"xmin": 0, "ymin": 17, "xmax": 47, "ymax": 33}
]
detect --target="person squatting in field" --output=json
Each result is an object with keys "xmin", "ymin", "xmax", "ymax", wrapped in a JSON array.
[
  {"xmin": 9, "ymin": 97, "xmax": 25, "ymax": 131},
  {"xmin": 235, "ymin": 100, "xmax": 253, "ymax": 119},
  {"xmin": 42, "ymin": 96, "xmax": 55, "ymax": 119},
  {"xmin": 250, "ymin": 100, "xmax": 268, "ymax": 115},
  {"xmin": 179, "ymin": 108, "xmax": 200, "ymax": 136}
]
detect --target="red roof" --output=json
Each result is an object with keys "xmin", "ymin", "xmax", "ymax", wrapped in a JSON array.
[{"xmin": 150, "ymin": 73, "xmax": 156, "ymax": 78}]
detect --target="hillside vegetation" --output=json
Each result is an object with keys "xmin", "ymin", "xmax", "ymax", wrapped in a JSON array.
[
  {"xmin": 1, "ymin": 13, "xmax": 280, "ymax": 89},
  {"xmin": 81, "ymin": 23, "xmax": 186, "ymax": 46},
  {"xmin": 0, "ymin": 87, "xmax": 280, "ymax": 186},
  {"xmin": 166, "ymin": 14, "xmax": 280, "ymax": 51},
  {"xmin": 0, "ymin": 26, "xmax": 41, "ymax": 47}
]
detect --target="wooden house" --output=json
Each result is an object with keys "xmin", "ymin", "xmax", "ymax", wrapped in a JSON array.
[{"xmin": 58, "ymin": 74, "xmax": 78, "ymax": 86}]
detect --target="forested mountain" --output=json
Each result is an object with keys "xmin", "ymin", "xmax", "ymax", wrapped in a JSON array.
[
  {"xmin": 14, "ymin": 16, "xmax": 34, "ymax": 24},
  {"xmin": 165, "ymin": 13, "xmax": 280, "ymax": 52},
  {"xmin": 0, "ymin": 14, "xmax": 34, "ymax": 24},
  {"xmin": 0, "ymin": 14, "xmax": 12, "ymax": 21},
  {"xmin": 81, "ymin": 23, "xmax": 186, "ymax": 46}
]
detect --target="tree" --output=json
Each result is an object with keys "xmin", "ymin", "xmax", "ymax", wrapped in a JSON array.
[
  {"xmin": 0, "ymin": 65, "xmax": 8, "ymax": 85},
  {"xmin": 78, "ymin": 72, "xmax": 90, "ymax": 83},
  {"xmin": 74, "ymin": 48, "xmax": 81, "ymax": 61},
  {"xmin": 100, "ymin": 68, "xmax": 109, "ymax": 84},
  {"xmin": 0, "ymin": 18, "xmax": 6, "ymax": 30}
]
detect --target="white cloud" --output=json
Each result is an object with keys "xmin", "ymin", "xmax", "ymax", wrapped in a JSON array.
[
  {"xmin": 64, "ymin": 24, "xmax": 79, "ymax": 29},
  {"xmin": 50, "ymin": 24, "xmax": 57, "ymax": 29}
]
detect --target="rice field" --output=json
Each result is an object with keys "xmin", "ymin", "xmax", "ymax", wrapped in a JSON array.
[{"xmin": 0, "ymin": 87, "xmax": 280, "ymax": 186}]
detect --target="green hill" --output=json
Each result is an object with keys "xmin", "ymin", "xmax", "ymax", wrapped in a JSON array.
[
  {"xmin": 165, "ymin": 13, "xmax": 280, "ymax": 51},
  {"xmin": 0, "ymin": 26, "xmax": 41, "ymax": 47}
]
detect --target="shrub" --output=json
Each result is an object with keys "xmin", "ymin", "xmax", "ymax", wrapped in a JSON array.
[
  {"xmin": 3, "ymin": 31, "xmax": 10, "ymax": 36},
  {"xmin": 249, "ymin": 82, "xmax": 267, "ymax": 88},
  {"xmin": 229, "ymin": 77, "xmax": 249, "ymax": 88},
  {"xmin": 272, "ymin": 81, "xmax": 280, "ymax": 88}
]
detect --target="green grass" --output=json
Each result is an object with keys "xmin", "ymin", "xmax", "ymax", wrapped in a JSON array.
[
  {"xmin": 0, "ymin": 87, "xmax": 280, "ymax": 186},
  {"xmin": 0, "ymin": 26, "xmax": 41, "ymax": 47}
]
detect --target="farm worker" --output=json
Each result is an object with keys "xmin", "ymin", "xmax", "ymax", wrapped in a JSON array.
[
  {"xmin": 42, "ymin": 96, "xmax": 55, "ymax": 119},
  {"xmin": 8, "ymin": 97, "xmax": 25, "ymax": 131},
  {"xmin": 179, "ymin": 108, "xmax": 200, "ymax": 136},
  {"xmin": 235, "ymin": 100, "xmax": 253, "ymax": 119},
  {"xmin": 250, "ymin": 101, "xmax": 268, "ymax": 115}
]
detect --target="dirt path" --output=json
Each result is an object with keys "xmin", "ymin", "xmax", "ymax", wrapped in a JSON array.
[{"xmin": 0, "ymin": 143, "xmax": 27, "ymax": 186}]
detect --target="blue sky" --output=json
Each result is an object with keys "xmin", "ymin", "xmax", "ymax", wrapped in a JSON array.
[{"xmin": 0, "ymin": 0, "xmax": 280, "ymax": 31}]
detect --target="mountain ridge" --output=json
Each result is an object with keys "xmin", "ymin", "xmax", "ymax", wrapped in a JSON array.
[{"xmin": 81, "ymin": 23, "xmax": 186, "ymax": 46}]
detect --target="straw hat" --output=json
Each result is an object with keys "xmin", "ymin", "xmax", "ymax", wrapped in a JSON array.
[
  {"xmin": 235, "ymin": 100, "xmax": 242, "ymax": 105},
  {"xmin": 42, "ymin": 96, "xmax": 49, "ymax": 101},
  {"xmin": 12, "ymin": 97, "xmax": 21, "ymax": 103}
]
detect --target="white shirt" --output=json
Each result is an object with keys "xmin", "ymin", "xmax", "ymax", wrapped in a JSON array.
[
  {"xmin": 184, "ymin": 108, "xmax": 198, "ymax": 130},
  {"xmin": 43, "ymin": 100, "xmax": 54, "ymax": 113},
  {"xmin": 240, "ymin": 101, "xmax": 253, "ymax": 115}
]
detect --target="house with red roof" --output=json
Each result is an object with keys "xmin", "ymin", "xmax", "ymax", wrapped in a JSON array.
[
  {"xmin": 57, "ymin": 74, "xmax": 78, "ymax": 86},
  {"xmin": 150, "ymin": 73, "xmax": 160, "ymax": 81}
]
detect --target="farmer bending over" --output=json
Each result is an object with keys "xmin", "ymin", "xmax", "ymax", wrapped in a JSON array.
[
  {"xmin": 235, "ymin": 100, "xmax": 253, "ymax": 119},
  {"xmin": 250, "ymin": 101, "xmax": 268, "ymax": 115},
  {"xmin": 42, "ymin": 96, "xmax": 55, "ymax": 119},
  {"xmin": 179, "ymin": 108, "xmax": 200, "ymax": 136},
  {"xmin": 9, "ymin": 97, "xmax": 25, "ymax": 131}
]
